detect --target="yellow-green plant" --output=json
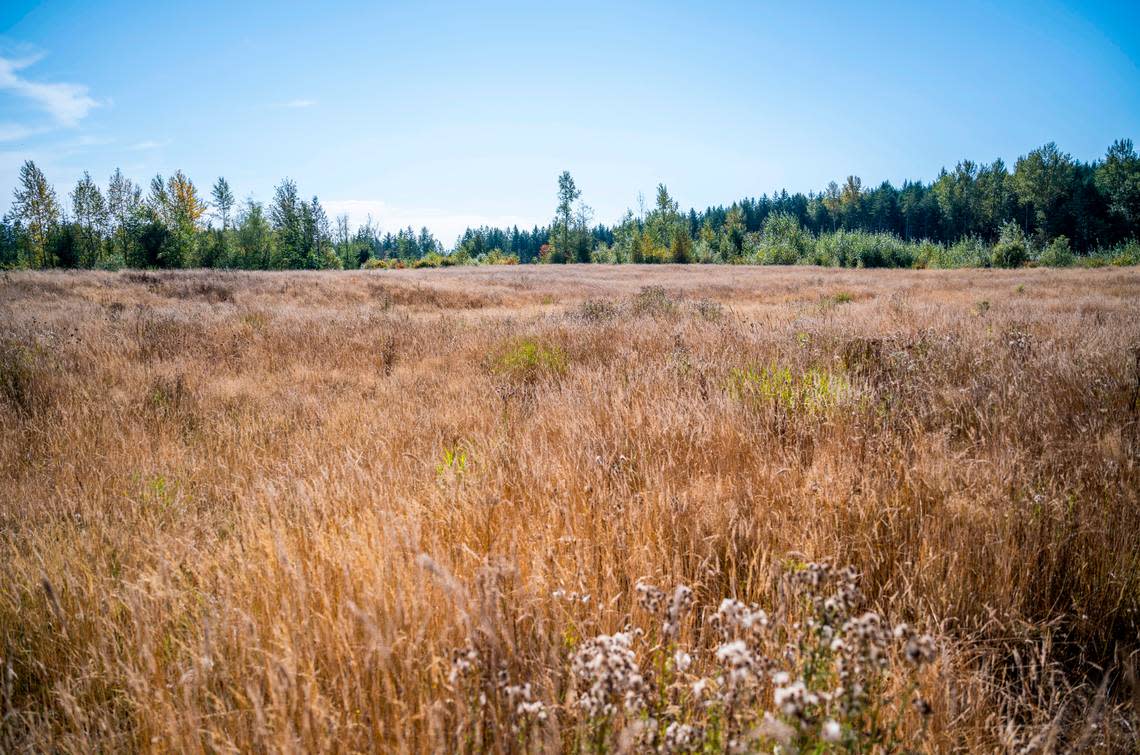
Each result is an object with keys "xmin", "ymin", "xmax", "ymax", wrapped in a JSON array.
[
  {"xmin": 729, "ymin": 363, "xmax": 852, "ymax": 414},
  {"xmin": 436, "ymin": 446, "xmax": 469, "ymax": 482},
  {"xmin": 490, "ymin": 338, "xmax": 567, "ymax": 384}
]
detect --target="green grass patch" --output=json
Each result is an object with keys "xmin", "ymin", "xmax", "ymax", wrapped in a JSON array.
[
  {"xmin": 490, "ymin": 338, "xmax": 568, "ymax": 383},
  {"xmin": 729, "ymin": 363, "xmax": 853, "ymax": 414}
]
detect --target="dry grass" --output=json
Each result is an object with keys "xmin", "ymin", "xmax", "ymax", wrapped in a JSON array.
[{"xmin": 1, "ymin": 265, "xmax": 1139, "ymax": 752}]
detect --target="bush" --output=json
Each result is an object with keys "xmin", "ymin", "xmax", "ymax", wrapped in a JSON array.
[
  {"xmin": 991, "ymin": 222, "xmax": 1028, "ymax": 268},
  {"xmin": 755, "ymin": 212, "xmax": 813, "ymax": 265},
  {"xmin": 1037, "ymin": 235, "xmax": 1075, "ymax": 267},
  {"xmin": 95, "ymin": 253, "xmax": 126, "ymax": 272},
  {"xmin": 1088, "ymin": 239, "xmax": 1140, "ymax": 267},
  {"xmin": 866, "ymin": 233, "xmax": 916, "ymax": 268},
  {"xmin": 412, "ymin": 252, "xmax": 458, "ymax": 268},
  {"xmin": 362, "ymin": 257, "xmax": 405, "ymax": 269},
  {"xmin": 807, "ymin": 233, "xmax": 843, "ymax": 269},
  {"xmin": 630, "ymin": 285, "xmax": 679, "ymax": 317},
  {"xmin": 816, "ymin": 230, "xmax": 917, "ymax": 268},
  {"xmin": 923, "ymin": 236, "xmax": 989, "ymax": 268},
  {"xmin": 1078, "ymin": 240, "xmax": 1139, "ymax": 267},
  {"xmin": 828, "ymin": 290, "xmax": 855, "ymax": 305},
  {"xmin": 1111, "ymin": 240, "xmax": 1140, "ymax": 266},
  {"xmin": 477, "ymin": 249, "xmax": 519, "ymax": 265}
]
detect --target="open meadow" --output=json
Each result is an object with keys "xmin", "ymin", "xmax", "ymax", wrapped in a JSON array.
[{"xmin": 2, "ymin": 265, "xmax": 1139, "ymax": 752}]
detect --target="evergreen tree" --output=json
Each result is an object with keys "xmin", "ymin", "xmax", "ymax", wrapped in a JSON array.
[
  {"xmin": 0, "ymin": 214, "xmax": 19, "ymax": 268},
  {"xmin": 211, "ymin": 177, "xmax": 235, "ymax": 230},
  {"xmin": 719, "ymin": 204, "xmax": 746, "ymax": 261},
  {"xmin": 548, "ymin": 171, "xmax": 581, "ymax": 263},
  {"xmin": 11, "ymin": 161, "xmax": 60, "ymax": 267},
  {"xmin": 270, "ymin": 178, "xmax": 304, "ymax": 268},
  {"xmin": 70, "ymin": 171, "xmax": 107, "ymax": 267}
]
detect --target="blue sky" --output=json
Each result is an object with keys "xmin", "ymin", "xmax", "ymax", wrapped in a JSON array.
[{"xmin": 1, "ymin": 0, "xmax": 1138, "ymax": 243}]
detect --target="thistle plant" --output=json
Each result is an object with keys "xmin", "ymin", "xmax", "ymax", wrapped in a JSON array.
[{"xmin": 447, "ymin": 560, "xmax": 938, "ymax": 753}]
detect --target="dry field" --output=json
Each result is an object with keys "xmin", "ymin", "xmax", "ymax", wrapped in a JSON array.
[{"xmin": 1, "ymin": 265, "xmax": 1139, "ymax": 753}]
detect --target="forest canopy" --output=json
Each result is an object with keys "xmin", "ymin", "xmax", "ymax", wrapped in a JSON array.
[{"xmin": 3, "ymin": 139, "xmax": 1138, "ymax": 270}]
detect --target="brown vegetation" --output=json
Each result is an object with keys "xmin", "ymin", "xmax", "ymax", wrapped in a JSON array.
[{"xmin": 1, "ymin": 265, "xmax": 1139, "ymax": 752}]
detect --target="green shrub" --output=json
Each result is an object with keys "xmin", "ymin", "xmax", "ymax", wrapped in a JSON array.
[
  {"xmin": 755, "ymin": 212, "xmax": 813, "ymax": 265},
  {"xmin": 477, "ymin": 249, "xmax": 519, "ymax": 265},
  {"xmin": 412, "ymin": 252, "xmax": 458, "ymax": 268},
  {"xmin": 925, "ymin": 239, "xmax": 989, "ymax": 272},
  {"xmin": 991, "ymin": 222, "xmax": 1028, "ymax": 268},
  {"xmin": 1037, "ymin": 235, "xmax": 1074, "ymax": 267},
  {"xmin": 1092, "ymin": 239, "xmax": 1140, "ymax": 266},
  {"xmin": 363, "ymin": 257, "xmax": 408, "ymax": 270},
  {"xmin": 810, "ymin": 233, "xmax": 842, "ymax": 267},
  {"xmin": 816, "ymin": 230, "xmax": 917, "ymax": 268},
  {"xmin": 95, "ymin": 253, "xmax": 126, "ymax": 272},
  {"xmin": 830, "ymin": 290, "xmax": 855, "ymax": 305}
]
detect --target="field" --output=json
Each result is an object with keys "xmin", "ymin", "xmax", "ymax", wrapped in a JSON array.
[{"xmin": 2, "ymin": 265, "xmax": 1139, "ymax": 752}]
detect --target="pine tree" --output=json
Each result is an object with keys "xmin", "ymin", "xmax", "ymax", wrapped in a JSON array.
[
  {"xmin": 211, "ymin": 177, "xmax": 235, "ymax": 230},
  {"xmin": 549, "ymin": 171, "xmax": 581, "ymax": 263},
  {"xmin": 11, "ymin": 161, "xmax": 60, "ymax": 267}
]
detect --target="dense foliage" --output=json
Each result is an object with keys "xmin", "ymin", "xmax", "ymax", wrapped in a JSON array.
[{"xmin": 3, "ymin": 139, "xmax": 1138, "ymax": 270}]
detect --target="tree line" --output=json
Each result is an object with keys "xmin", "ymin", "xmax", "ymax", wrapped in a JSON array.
[
  {"xmin": 3, "ymin": 139, "xmax": 1138, "ymax": 270},
  {"xmin": 1, "ymin": 166, "xmax": 455, "ymax": 271}
]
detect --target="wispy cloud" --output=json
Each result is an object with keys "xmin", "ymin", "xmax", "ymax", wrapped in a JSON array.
[
  {"xmin": 278, "ymin": 98, "xmax": 316, "ymax": 109},
  {"xmin": 0, "ymin": 53, "xmax": 102, "ymax": 127},
  {"xmin": 0, "ymin": 122, "xmax": 45, "ymax": 142},
  {"xmin": 322, "ymin": 199, "xmax": 538, "ymax": 245}
]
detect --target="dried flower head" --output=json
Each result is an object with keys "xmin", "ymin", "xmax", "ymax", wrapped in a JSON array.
[
  {"xmin": 448, "ymin": 646, "xmax": 479, "ymax": 685},
  {"xmin": 571, "ymin": 631, "xmax": 646, "ymax": 718},
  {"xmin": 663, "ymin": 721, "xmax": 703, "ymax": 752},
  {"xmin": 904, "ymin": 633, "xmax": 937, "ymax": 666},
  {"xmin": 636, "ymin": 581, "xmax": 666, "ymax": 614},
  {"xmin": 663, "ymin": 584, "xmax": 694, "ymax": 639}
]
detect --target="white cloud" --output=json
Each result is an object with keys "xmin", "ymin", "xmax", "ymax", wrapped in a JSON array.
[
  {"xmin": 0, "ymin": 53, "xmax": 102, "ymax": 127},
  {"xmin": 279, "ymin": 98, "xmax": 316, "ymax": 109},
  {"xmin": 0, "ymin": 122, "xmax": 44, "ymax": 142},
  {"xmin": 130, "ymin": 139, "xmax": 168, "ymax": 150},
  {"xmin": 322, "ymin": 199, "xmax": 539, "ymax": 245}
]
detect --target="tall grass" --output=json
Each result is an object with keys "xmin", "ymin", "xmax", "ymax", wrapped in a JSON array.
[{"xmin": 1, "ymin": 266, "xmax": 1138, "ymax": 752}]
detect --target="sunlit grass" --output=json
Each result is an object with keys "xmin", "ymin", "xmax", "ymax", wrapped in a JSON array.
[{"xmin": 1, "ymin": 265, "xmax": 1138, "ymax": 752}]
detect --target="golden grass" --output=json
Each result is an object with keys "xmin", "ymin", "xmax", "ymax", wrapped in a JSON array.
[{"xmin": 1, "ymin": 265, "xmax": 1139, "ymax": 752}]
